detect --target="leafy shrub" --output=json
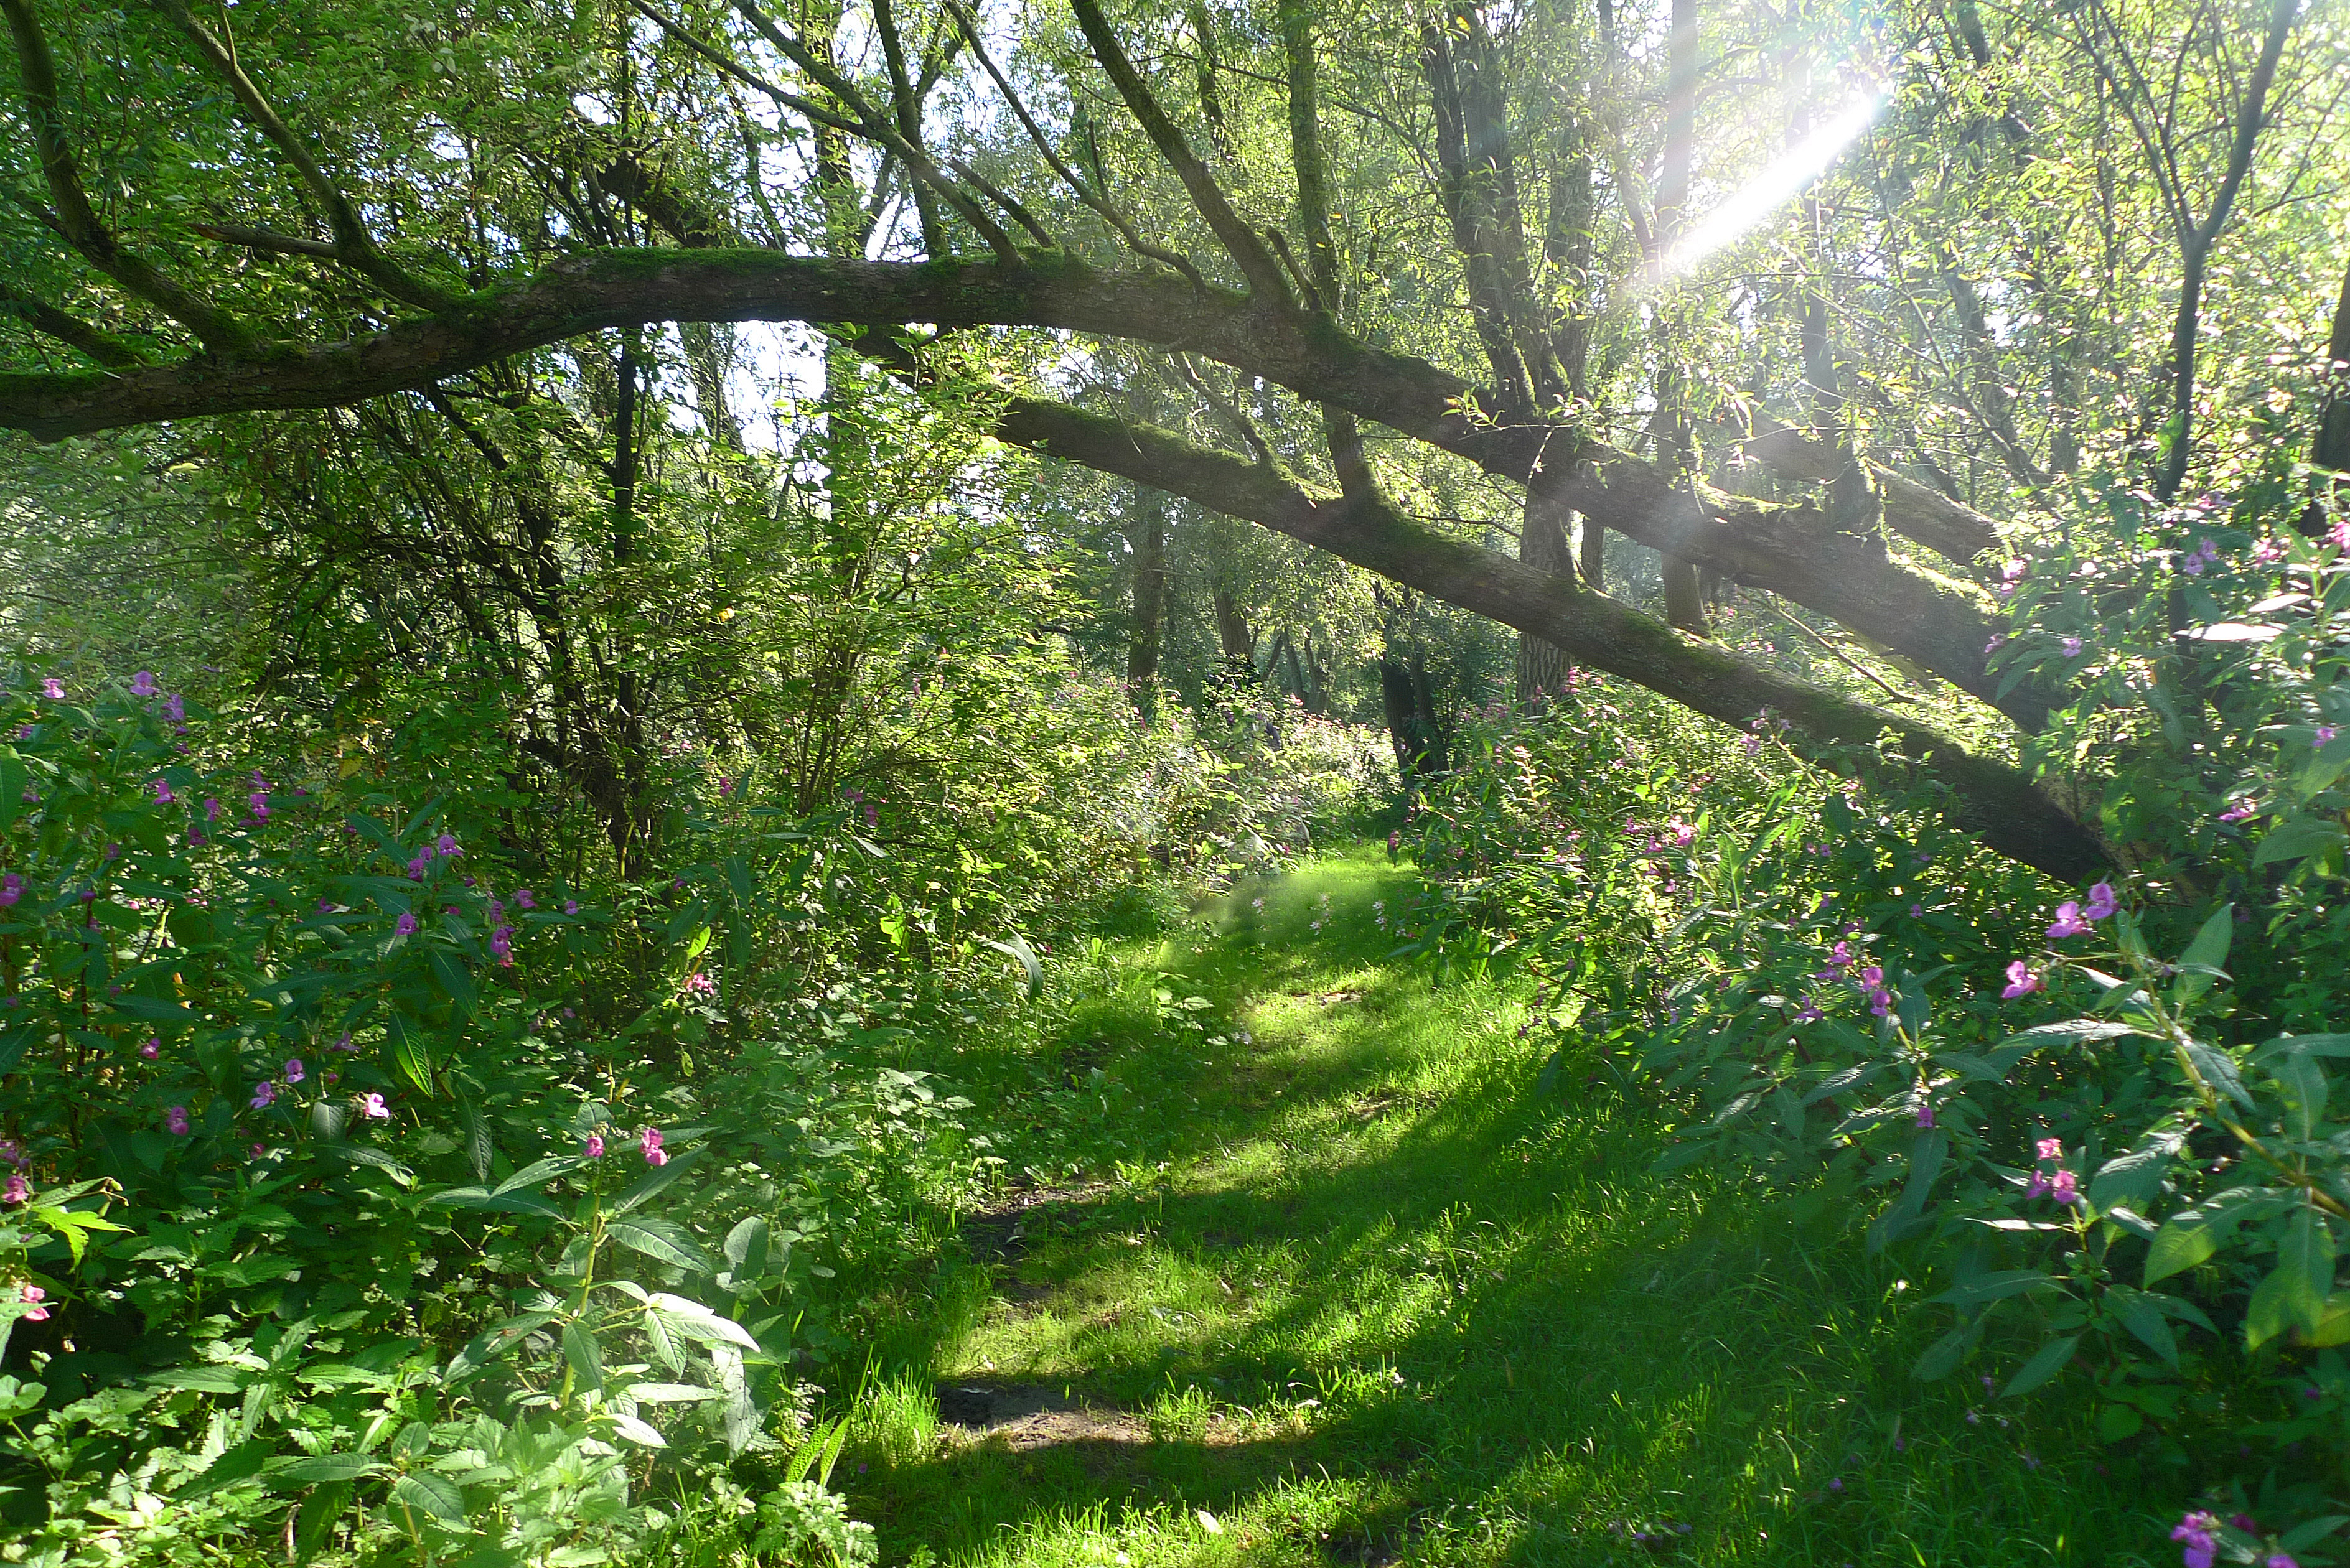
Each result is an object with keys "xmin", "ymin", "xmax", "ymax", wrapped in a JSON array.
[{"xmin": 1403, "ymin": 500, "xmax": 2350, "ymax": 1563}]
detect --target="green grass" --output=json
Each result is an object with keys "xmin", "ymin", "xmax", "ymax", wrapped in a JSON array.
[{"xmin": 829, "ymin": 849, "xmax": 2166, "ymax": 1566}]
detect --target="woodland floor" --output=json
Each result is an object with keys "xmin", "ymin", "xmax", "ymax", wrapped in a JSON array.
[{"xmin": 828, "ymin": 851, "xmax": 2166, "ymax": 1567}]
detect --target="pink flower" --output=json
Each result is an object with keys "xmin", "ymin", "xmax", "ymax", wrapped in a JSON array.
[
  {"xmin": 2001, "ymin": 961, "xmax": 2041, "ymax": 999},
  {"xmin": 2173, "ymin": 1511, "xmax": 2221, "ymax": 1568},
  {"xmin": 2046, "ymin": 902, "xmax": 2092, "ymax": 940},
  {"xmin": 166, "ymin": 1105, "xmax": 189, "ymax": 1135},
  {"xmin": 249, "ymin": 1081, "xmax": 276, "ymax": 1110},
  {"xmin": 40, "ymin": 678, "xmax": 63, "ymax": 699},
  {"xmin": 2253, "ymin": 536, "xmax": 2287, "ymax": 564},
  {"xmin": 284, "ymin": 1058, "xmax": 305, "ymax": 1085},
  {"xmin": 2319, "ymin": 725, "xmax": 2340, "ymax": 747},
  {"xmin": 2083, "ymin": 882, "xmax": 2118, "ymax": 920},
  {"xmin": 359, "ymin": 1093, "xmax": 390, "ymax": 1119},
  {"xmin": 2061, "ymin": 636, "xmax": 2084, "ymax": 658},
  {"xmin": 151, "ymin": 778, "xmax": 174, "ymax": 804},
  {"xmin": 2049, "ymin": 1169, "xmax": 2080, "ymax": 1205},
  {"xmin": 585, "ymin": 1133, "xmax": 606, "ymax": 1157},
  {"xmin": 2036, "ymin": 1137, "xmax": 2064, "ymax": 1162},
  {"xmin": 683, "ymin": 971, "xmax": 716, "ymax": 999},
  {"xmin": 2, "ymin": 1174, "xmax": 26, "ymax": 1204},
  {"xmin": 395, "ymin": 912, "xmax": 418, "ymax": 936},
  {"xmin": 18, "ymin": 1284, "xmax": 47, "ymax": 1322},
  {"xmin": 130, "ymin": 670, "xmax": 158, "ymax": 697},
  {"xmin": 139, "ymin": 1037, "xmax": 159, "ymax": 1060},
  {"xmin": 640, "ymin": 1126, "xmax": 667, "ymax": 1166},
  {"xmin": 2218, "ymin": 801, "xmax": 2259, "ymax": 823}
]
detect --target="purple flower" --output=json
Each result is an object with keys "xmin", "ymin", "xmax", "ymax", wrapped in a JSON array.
[
  {"xmin": 2001, "ymin": 961, "xmax": 2041, "ymax": 999},
  {"xmin": 640, "ymin": 1126, "xmax": 667, "ymax": 1166},
  {"xmin": 487, "ymin": 900, "xmax": 505, "ymax": 920},
  {"xmin": 395, "ymin": 912, "xmax": 418, "ymax": 936},
  {"xmin": 2265, "ymin": 1556, "xmax": 2301, "ymax": 1568},
  {"xmin": 514, "ymin": 889, "xmax": 535, "ymax": 910},
  {"xmin": 586, "ymin": 1132, "xmax": 606, "ymax": 1157},
  {"xmin": 130, "ymin": 670, "xmax": 158, "ymax": 697},
  {"xmin": 203, "ymin": 797, "xmax": 219, "ymax": 822},
  {"xmin": 2, "ymin": 1173, "xmax": 26, "ymax": 1205},
  {"xmin": 40, "ymin": 678, "xmax": 63, "ymax": 699},
  {"xmin": 2083, "ymin": 882, "xmax": 2118, "ymax": 920},
  {"xmin": 2023, "ymin": 1172, "xmax": 2051, "ymax": 1200},
  {"xmin": 407, "ymin": 854, "xmax": 430, "ymax": 880},
  {"xmin": 2062, "ymin": 637, "xmax": 2084, "ymax": 658},
  {"xmin": 491, "ymin": 925, "xmax": 513, "ymax": 964},
  {"xmin": 359, "ymin": 1092, "xmax": 390, "ymax": 1119},
  {"xmin": 166, "ymin": 1105, "xmax": 189, "ymax": 1135},
  {"xmin": 2046, "ymin": 902, "xmax": 2092, "ymax": 940},
  {"xmin": 2218, "ymin": 801, "xmax": 2258, "ymax": 823},
  {"xmin": 248, "ymin": 790, "xmax": 269, "ymax": 821},
  {"xmin": 151, "ymin": 778, "xmax": 175, "ymax": 804},
  {"xmin": 1794, "ymin": 999, "xmax": 1825, "ymax": 1023},
  {"xmin": 2318, "ymin": 725, "xmax": 2340, "ymax": 748},
  {"xmin": 284, "ymin": 1058, "xmax": 305, "ymax": 1084},
  {"xmin": 2172, "ymin": 1511, "xmax": 2220, "ymax": 1568},
  {"xmin": 564, "ymin": 899, "xmax": 580, "ymax": 915},
  {"xmin": 249, "ymin": 1081, "xmax": 276, "ymax": 1110},
  {"xmin": 1916, "ymin": 1102, "xmax": 1935, "ymax": 1129},
  {"xmin": 139, "ymin": 1037, "xmax": 159, "ymax": 1060},
  {"xmin": 437, "ymin": 833, "xmax": 459, "ymax": 856},
  {"xmin": 164, "ymin": 693, "xmax": 184, "ymax": 722},
  {"xmin": 331, "ymin": 1032, "xmax": 357, "ymax": 1052},
  {"xmin": 0, "ymin": 872, "xmax": 20, "ymax": 907},
  {"xmin": 2049, "ymin": 1169, "xmax": 2080, "ymax": 1205}
]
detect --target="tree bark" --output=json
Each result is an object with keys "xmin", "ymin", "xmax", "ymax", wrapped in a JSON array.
[
  {"xmin": 1126, "ymin": 487, "xmax": 1171, "ymax": 706},
  {"xmin": 1001, "ymin": 397, "xmax": 2105, "ymax": 880}
]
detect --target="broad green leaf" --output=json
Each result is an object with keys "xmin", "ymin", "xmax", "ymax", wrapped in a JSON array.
[
  {"xmin": 1911, "ymin": 1320, "xmax": 1980, "ymax": 1381},
  {"xmin": 1926, "ymin": 1271, "xmax": 2054, "ymax": 1310},
  {"xmin": 273, "ymin": 1453, "xmax": 383, "ymax": 1484},
  {"xmin": 644, "ymin": 1293, "xmax": 758, "ymax": 1350},
  {"xmin": 177, "ymin": 1439, "xmax": 273, "ymax": 1500},
  {"xmin": 2254, "ymin": 818, "xmax": 2346, "ymax": 868},
  {"xmin": 2112, "ymin": 1289, "xmax": 2180, "ymax": 1367},
  {"xmin": 388, "ymin": 1014, "xmax": 433, "ymax": 1097},
  {"xmin": 108, "ymin": 994, "xmax": 202, "ymax": 1024},
  {"xmin": 609, "ymin": 1216, "xmax": 713, "ymax": 1272},
  {"xmin": 428, "ymin": 950, "xmax": 477, "ymax": 1022},
  {"xmin": 2143, "ymin": 1190, "xmax": 2277, "ymax": 1284},
  {"xmin": 2244, "ymin": 1208, "xmax": 2335, "ymax": 1348},
  {"xmin": 612, "ymin": 1144, "xmax": 703, "ymax": 1215},
  {"xmin": 2273, "ymin": 1053, "xmax": 2329, "ymax": 1141},
  {"xmin": 980, "ymin": 933, "xmax": 1042, "ymax": 1000},
  {"xmin": 609, "ymin": 1412, "xmax": 667, "ymax": 1447},
  {"xmin": 2089, "ymin": 1129, "xmax": 2185, "ymax": 1214},
  {"xmin": 390, "ymin": 1471, "xmax": 468, "ymax": 1525},
  {"xmin": 561, "ymin": 1321, "xmax": 604, "ymax": 1394},
  {"xmin": 622, "ymin": 1382, "xmax": 723, "ymax": 1403},
  {"xmin": 2001, "ymin": 1335, "xmax": 2079, "ymax": 1398}
]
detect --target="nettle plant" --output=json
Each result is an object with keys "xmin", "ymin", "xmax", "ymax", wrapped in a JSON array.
[{"xmin": 0, "ymin": 672, "xmax": 886, "ymax": 1562}]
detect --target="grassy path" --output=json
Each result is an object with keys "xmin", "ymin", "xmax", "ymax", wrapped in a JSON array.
[{"xmin": 836, "ymin": 852, "xmax": 2156, "ymax": 1567}]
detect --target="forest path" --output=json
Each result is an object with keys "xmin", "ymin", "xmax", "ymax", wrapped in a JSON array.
[{"xmin": 834, "ymin": 851, "xmax": 2142, "ymax": 1567}]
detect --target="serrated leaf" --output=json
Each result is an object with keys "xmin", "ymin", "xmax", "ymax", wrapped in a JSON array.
[
  {"xmin": 390, "ymin": 1471, "xmax": 467, "ymax": 1525},
  {"xmin": 273, "ymin": 1453, "xmax": 383, "ymax": 1484},
  {"xmin": 2245, "ymin": 1208, "xmax": 2334, "ymax": 1348},
  {"xmin": 177, "ymin": 1439, "xmax": 273, "ymax": 1500},
  {"xmin": 645, "ymin": 1294, "xmax": 758, "ymax": 1350},
  {"xmin": 611, "ymin": 1144, "xmax": 703, "ymax": 1215},
  {"xmin": 561, "ymin": 1321, "xmax": 604, "ymax": 1394},
  {"xmin": 610, "ymin": 1216, "xmax": 713, "ymax": 1273},
  {"xmin": 2001, "ymin": 1335, "xmax": 2079, "ymax": 1398},
  {"xmin": 457, "ymin": 1096, "xmax": 494, "ymax": 1182}
]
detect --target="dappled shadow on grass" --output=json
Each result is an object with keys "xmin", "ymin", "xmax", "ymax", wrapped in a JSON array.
[{"xmin": 841, "ymin": 853, "xmax": 2163, "ymax": 1566}]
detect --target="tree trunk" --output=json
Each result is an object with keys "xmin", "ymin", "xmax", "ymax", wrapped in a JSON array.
[
  {"xmin": 1515, "ymin": 482, "xmax": 1576, "ymax": 700},
  {"xmin": 1126, "ymin": 486, "xmax": 1170, "ymax": 707}
]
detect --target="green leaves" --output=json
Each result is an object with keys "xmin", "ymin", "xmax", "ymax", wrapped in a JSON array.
[
  {"xmin": 2246, "ymin": 1207, "xmax": 2336, "ymax": 1349},
  {"xmin": 608, "ymin": 1216, "xmax": 714, "ymax": 1273}
]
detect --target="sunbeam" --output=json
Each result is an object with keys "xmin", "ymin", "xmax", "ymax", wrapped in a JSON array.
[{"xmin": 1648, "ymin": 86, "xmax": 1891, "ymax": 286}]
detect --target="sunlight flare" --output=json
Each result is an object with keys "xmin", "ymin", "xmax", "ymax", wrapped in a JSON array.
[{"xmin": 1650, "ymin": 87, "xmax": 1891, "ymax": 285}]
